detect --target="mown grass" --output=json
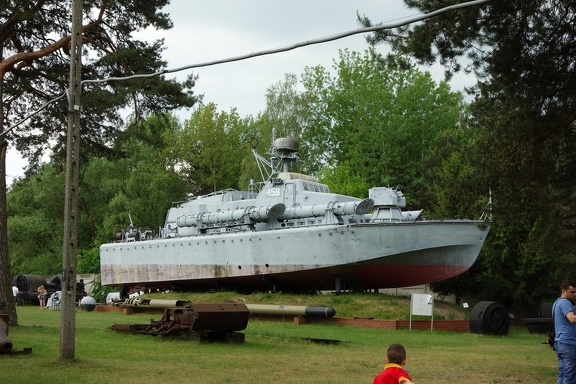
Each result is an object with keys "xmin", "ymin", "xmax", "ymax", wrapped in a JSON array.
[{"xmin": 1, "ymin": 302, "xmax": 557, "ymax": 384}]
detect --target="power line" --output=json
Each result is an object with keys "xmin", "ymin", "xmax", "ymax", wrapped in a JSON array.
[{"xmin": 1, "ymin": 0, "xmax": 491, "ymax": 136}]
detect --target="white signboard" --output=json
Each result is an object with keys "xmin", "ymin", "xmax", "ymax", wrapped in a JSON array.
[
  {"xmin": 410, "ymin": 293, "xmax": 434, "ymax": 331},
  {"xmin": 411, "ymin": 293, "xmax": 434, "ymax": 316}
]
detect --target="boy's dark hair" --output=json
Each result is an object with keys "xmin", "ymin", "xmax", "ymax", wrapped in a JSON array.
[
  {"xmin": 387, "ymin": 343, "xmax": 407, "ymax": 365},
  {"xmin": 561, "ymin": 280, "xmax": 576, "ymax": 290}
]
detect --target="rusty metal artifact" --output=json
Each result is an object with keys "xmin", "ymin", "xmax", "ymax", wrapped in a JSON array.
[{"xmin": 112, "ymin": 303, "xmax": 249, "ymax": 343}]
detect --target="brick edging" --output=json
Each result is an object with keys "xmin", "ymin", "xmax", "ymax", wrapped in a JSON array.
[{"xmin": 294, "ymin": 316, "xmax": 469, "ymax": 332}]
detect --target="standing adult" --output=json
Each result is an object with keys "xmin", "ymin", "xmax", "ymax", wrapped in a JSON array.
[
  {"xmin": 37, "ymin": 285, "xmax": 47, "ymax": 309},
  {"xmin": 12, "ymin": 284, "xmax": 19, "ymax": 306},
  {"xmin": 554, "ymin": 279, "xmax": 576, "ymax": 384}
]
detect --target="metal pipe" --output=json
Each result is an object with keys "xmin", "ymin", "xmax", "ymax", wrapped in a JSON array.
[
  {"xmin": 177, "ymin": 203, "xmax": 286, "ymax": 227},
  {"xmin": 245, "ymin": 304, "xmax": 336, "ymax": 318},
  {"xmin": 280, "ymin": 199, "xmax": 374, "ymax": 220}
]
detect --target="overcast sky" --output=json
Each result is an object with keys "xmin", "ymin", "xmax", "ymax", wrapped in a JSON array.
[{"xmin": 6, "ymin": 0, "xmax": 476, "ymax": 186}]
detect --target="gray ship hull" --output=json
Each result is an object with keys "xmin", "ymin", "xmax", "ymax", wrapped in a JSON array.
[{"xmin": 100, "ymin": 220, "xmax": 489, "ymax": 291}]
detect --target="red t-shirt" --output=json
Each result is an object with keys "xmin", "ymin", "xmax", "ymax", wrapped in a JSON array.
[{"xmin": 373, "ymin": 363, "xmax": 412, "ymax": 384}]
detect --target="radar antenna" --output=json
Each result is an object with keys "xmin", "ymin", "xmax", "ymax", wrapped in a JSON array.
[{"xmin": 250, "ymin": 131, "xmax": 300, "ymax": 181}]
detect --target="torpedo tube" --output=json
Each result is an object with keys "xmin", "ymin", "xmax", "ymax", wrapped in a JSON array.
[{"xmin": 245, "ymin": 304, "xmax": 336, "ymax": 318}]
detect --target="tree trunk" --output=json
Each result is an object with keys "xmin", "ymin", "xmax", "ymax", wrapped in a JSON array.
[
  {"xmin": 60, "ymin": 0, "xmax": 83, "ymax": 360},
  {"xmin": 0, "ymin": 35, "xmax": 18, "ymax": 324},
  {"xmin": 0, "ymin": 137, "xmax": 17, "ymax": 326}
]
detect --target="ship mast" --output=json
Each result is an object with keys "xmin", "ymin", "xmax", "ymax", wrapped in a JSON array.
[{"xmin": 251, "ymin": 130, "xmax": 300, "ymax": 181}]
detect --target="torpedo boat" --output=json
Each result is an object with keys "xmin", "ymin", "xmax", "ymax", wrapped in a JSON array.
[{"xmin": 100, "ymin": 137, "xmax": 490, "ymax": 292}]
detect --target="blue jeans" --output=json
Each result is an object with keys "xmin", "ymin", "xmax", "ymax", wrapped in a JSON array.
[{"xmin": 556, "ymin": 342, "xmax": 576, "ymax": 384}]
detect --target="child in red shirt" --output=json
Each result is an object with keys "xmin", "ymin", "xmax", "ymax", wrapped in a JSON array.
[{"xmin": 373, "ymin": 343, "xmax": 414, "ymax": 384}]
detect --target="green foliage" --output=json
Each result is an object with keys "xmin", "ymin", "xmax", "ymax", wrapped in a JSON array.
[
  {"xmin": 169, "ymin": 103, "xmax": 250, "ymax": 195},
  {"xmin": 301, "ymin": 50, "xmax": 471, "ymax": 207},
  {"xmin": 7, "ymin": 164, "xmax": 66, "ymax": 275},
  {"xmin": 77, "ymin": 247, "xmax": 101, "ymax": 274},
  {"xmin": 318, "ymin": 161, "xmax": 370, "ymax": 198},
  {"xmin": 260, "ymin": 73, "xmax": 308, "ymax": 140},
  {"xmin": 430, "ymin": 152, "xmax": 485, "ymax": 219}
]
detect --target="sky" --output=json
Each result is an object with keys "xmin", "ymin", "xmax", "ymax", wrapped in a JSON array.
[{"xmin": 6, "ymin": 0, "xmax": 478, "ymax": 186}]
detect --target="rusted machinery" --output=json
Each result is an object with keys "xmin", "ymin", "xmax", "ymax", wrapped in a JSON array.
[
  {"xmin": 111, "ymin": 302, "xmax": 250, "ymax": 343},
  {"xmin": 0, "ymin": 314, "xmax": 13, "ymax": 353}
]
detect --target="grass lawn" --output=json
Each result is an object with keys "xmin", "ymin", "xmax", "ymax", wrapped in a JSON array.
[{"xmin": 1, "ymin": 303, "xmax": 557, "ymax": 383}]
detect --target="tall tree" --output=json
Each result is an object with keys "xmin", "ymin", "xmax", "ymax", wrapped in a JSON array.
[
  {"xmin": 359, "ymin": 0, "xmax": 576, "ymax": 308},
  {"xmin": 168, "ymin": 103, "xmax": 248, "ymax": 196},
  {"xmin": 301, "ymin": 49, "xmax": 470, "ymax": 208},
  {"xmin": 0, "ymin": 1, "xmax": 199, "ymax": 324},
  {"xmin": 7, "ymin": 164, "xmax": 66, "ymax": 275}
]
